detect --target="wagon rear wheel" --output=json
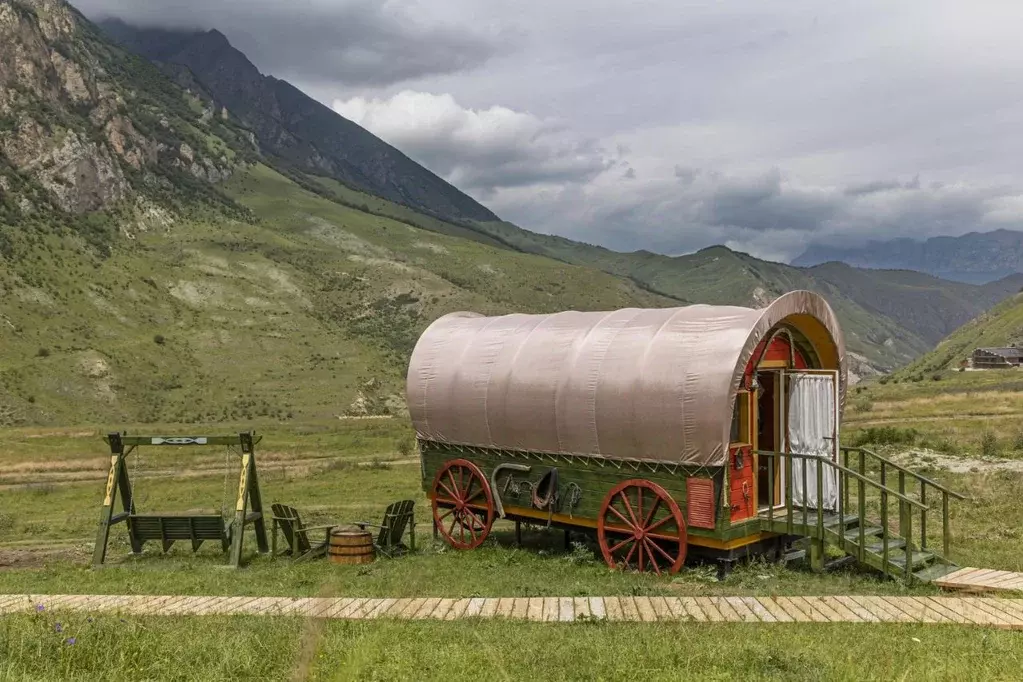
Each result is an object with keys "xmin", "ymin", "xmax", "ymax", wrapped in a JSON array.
[
  {"xmin": 597, "ymin": 479, "xmax": 687, "ymax": 575},
  {"xmin": 431, "ymin": 459, "xmax": 495, "ymax": 550}
]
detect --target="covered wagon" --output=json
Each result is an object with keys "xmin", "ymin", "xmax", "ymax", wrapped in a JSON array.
[{"xmin": 407, "ymin": 290, "xmax": 847, "ymax": 574}]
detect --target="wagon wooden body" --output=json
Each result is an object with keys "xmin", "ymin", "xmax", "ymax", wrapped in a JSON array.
[{"xmin": 408, "ymin": 291, "xmax": 850, "ymax": 574}]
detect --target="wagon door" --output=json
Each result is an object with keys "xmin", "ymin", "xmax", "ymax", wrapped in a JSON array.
[{"xmin": 785, "ymin": 370, "xmax": 839, "ymax": 511}]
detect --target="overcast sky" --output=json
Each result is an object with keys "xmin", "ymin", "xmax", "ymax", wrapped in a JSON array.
[{"xmin": 77, "ymin": 0, "xmax": 1023, "ymax": 262}]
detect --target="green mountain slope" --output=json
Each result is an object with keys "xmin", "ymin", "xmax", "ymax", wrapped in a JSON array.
[
  {"xmin": 3, "ymin": 0, "xmax": 1023, "ymax": 427},
  {"xmin": 0, "ymin": 162, "xmax": 671, "ymax": 426},
  {"xmin": 455, "ymin": 221, "xmax": 1023, "ymax": 372},
  {"xmin": 897, "ymin": 292, "xmax": 1023, "ymax": 376}
]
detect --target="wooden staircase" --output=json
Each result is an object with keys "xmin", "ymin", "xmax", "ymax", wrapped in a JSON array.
[{"xmin": 757, "ymin": 447, "xmax": 967, "ymax": 584}]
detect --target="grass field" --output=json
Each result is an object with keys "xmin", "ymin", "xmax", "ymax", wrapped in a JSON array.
[{"xmin": 3, "ymin": 370, "xmax": 1023, "ymax": 679}]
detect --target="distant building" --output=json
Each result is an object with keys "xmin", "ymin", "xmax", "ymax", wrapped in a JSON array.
[{"xmin": 970, "ymin": 346, "xmax": 1023, "ymax": 369}]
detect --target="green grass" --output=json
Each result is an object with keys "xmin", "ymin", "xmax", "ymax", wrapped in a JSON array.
[
  {"xmin": 2, "ymin": 414, "xmax": 1022, "ymax": 679},
  {"xmin": 2, "ymin": 613, "xmax": 1021, "ymax": 681}
]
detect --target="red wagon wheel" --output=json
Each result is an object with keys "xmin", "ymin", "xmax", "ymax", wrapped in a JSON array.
[
  {"xmin": 431, "ymin": 459, "xmax": 495, "ymax": 550},
  {"xmin": 597, "ymin": 479, "xmax": 687, "ymax": 575}
]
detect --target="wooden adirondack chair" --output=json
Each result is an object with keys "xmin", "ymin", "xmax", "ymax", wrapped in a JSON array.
[
  {"xmin": 353, "ymin": 499, "xmax": 416, "ymax": 558},
  {"xmin": 270, "ymin": 503, "xmax": 336, "ymax": 560}
]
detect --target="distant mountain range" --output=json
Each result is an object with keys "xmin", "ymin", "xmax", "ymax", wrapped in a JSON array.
[{"xmin": 793, "ymin": 230, "xmax": 1023, "ymax": 284}]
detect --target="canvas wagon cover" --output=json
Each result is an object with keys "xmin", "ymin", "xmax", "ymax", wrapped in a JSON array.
[{"xmin": 407, "ymin": 291, "xmax": 846, "ymax": 466}]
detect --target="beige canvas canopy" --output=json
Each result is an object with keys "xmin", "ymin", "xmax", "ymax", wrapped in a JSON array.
[{"xmin": 406, "ymin": 291, "xmax": 846, "ymax": 467}]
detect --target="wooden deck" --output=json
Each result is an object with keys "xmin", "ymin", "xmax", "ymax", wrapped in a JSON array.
[
  {"xmin": 3, "ymin": 593, "xmax": 1023, "ymax": 628},
  {"xmin": 935, "ymin": 567, "xmax": 1023, "ymax": 594}
]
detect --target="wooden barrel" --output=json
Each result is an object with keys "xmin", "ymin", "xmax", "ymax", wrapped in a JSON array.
[{"xmin": 328, "ymin": 527, "xmax": 375, "ymax": 564}]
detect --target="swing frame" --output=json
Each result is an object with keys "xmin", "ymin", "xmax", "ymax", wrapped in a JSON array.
[{"xmin": 91, "ymin": 431, "xmax": 269, "ymax": 569}]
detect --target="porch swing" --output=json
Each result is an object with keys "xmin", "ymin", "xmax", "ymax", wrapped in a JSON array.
[{"xmin": 91, "ymin": 432, "xmax": 269, "ymax": 569}]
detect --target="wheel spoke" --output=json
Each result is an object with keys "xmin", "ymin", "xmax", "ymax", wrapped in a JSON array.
[
  {"xmin": 438, "ymin": 481, "xmax": 459, "ymax": 502},
  {"xmin": 643, "ymin": 539, "xmax": 663, "ymax": 576},
  {"xmin": 618, "ymin": 493, "xmax": 640, "ymax": 528},
  {"xmin": 447, "ymin": 516, "xmax": 457, "ymax": 537},
  {"xmin": 637, "ymin": 540, "xmax": 645, "ymax": 572},
  {"xmin": 608, "ymin": 536, "xmax": 634, "ymax": 555},
  {"xmin": 645, "ymin": 531, "xmax": 683, "ymax": 543},
  {"xmin": 648, "ymin": 537, "xmax": 675, "ymax": 562},
  {"xmin": 646, "ymin": 513, "xmax": 676, "ymax": 534},
  {"xmin": 438, "ymin": 507, "xmax": 455, "ymax": 521},
  {"xmin": 465, "ymin": 488, "xmax": 485, "ymax": 503},
  {"xmin": 463, "ymin": 475, "xmax": 476, "ymax": 500},
  {"xmin": 637, "ymin": 488, "xmax": 643, "ymax": 526},
  {"xmin": 606, "ymin": 504, "xmax": 635, "ymax": 529},
  {"xmin": 446, "ymin": 470, "xmax": 460, "ymax": 501},
  {"xmin": 642, "ymin": 498, "xmax": 661, "ymax": 530},
  {"xmin": 623, "ymin": 539, "xmax": 639, "ymax": 567}
]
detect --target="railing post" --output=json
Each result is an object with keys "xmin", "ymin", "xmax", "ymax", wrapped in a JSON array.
[
  {"xmin": 898, "ymin": 471, "xmax": 907, "ymax": 541},
  {"xmin": 881, "ymin": 490, "xmax": 889, "ymax": 578},
  {"xmin": 786, "ymin": 452, "xmax": 794, "ymax": 535},
  {"xmin": 802, "ymin": 454, "xmax": 809, "ymax": 530},
  {"xmin": 842, "ymin": 448, "xmax": 850, "ymax": 513},
  {"xmin": 920, "ymin": 484, "xmax": 928, "ymax": 551},
  {"xmin": 768, "ymin": 455, "xmax": 775, "ymax": 524},
  {"xmin": 943, "ymin": 492, "xmax": 951, "ymax": 565},
  {"xmin": 815, "ymin": 458, "xmax": 825, "ymax": 571},
  {"xmin": 858, "ymin": 478, "xmax": 865, "ymax": 562},
  {"xmin": 903, "ymin": 502, "xmax": 914, "ymax": 584}
]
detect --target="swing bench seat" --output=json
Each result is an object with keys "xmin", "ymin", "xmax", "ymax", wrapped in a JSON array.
[{"xmin": 128, "ymin": 514, "xmax": 233, "ymax": 553}]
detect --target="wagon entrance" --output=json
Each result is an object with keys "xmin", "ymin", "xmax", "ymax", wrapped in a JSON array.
[{"xmin": 785, "ymin": 370, "xmax": 840, "ymax": 510}]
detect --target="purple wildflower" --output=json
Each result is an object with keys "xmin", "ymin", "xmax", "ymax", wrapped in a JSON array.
[
  {"xmin": 55, "ymin": 623, "xmax": 63, "ymax": 633},
  {"xmin": 66, "ymin": 638, "xmax": 76, "ymax": 646},
  {"xmin": 35, "ymin": 604, "xmax": 45, "ymax": 612}
]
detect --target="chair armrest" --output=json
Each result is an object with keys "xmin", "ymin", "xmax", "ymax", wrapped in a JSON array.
[
  {"xmin": 303, "ymin": 524, "xmax": 337, "ymax": 532},
  {"xmin": 353, "ymin": 521, "xmax": 385, "ymax": 530}
]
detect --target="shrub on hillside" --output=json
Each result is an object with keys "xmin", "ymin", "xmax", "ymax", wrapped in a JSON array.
[
  {"xmin": 850, "ymin": 426, "xmax": 918, "ymax": 448},
  {"xmin": 980, "ymin": 430, "xmax": 1000, "ymax": 458}
]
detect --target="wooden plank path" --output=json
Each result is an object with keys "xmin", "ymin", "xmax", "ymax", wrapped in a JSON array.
[
  {"xmin": 2, "ymin": 594, "xmax": 1022, "ymax": 629},
  {"xmin": 935, "ymin": 567, "xmax": 1023, "ymax": 594}
]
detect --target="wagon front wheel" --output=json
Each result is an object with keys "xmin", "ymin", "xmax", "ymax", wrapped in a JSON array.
[
  {"xmin": 431, "ymin": 459, "xmax": 495, "ymax": 550},
  {"xmin": 597, "ymin": 479, "xmax": 687, "ymax": 575}
]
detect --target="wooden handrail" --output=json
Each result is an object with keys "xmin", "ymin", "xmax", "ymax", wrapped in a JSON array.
[
  {"xmin": 841, "ymin": 446, "xmax": 967, "ymax": 501},
  {"xmin": 756, "ymin": 450, "xmax": 927, "ymax": 510}
]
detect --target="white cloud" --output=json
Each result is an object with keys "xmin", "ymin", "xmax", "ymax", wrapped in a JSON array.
[
  {"xmin": 333, "ymin": 91, "xmax": 612, "ymax": 195},
  {"xmin": 87, "ymin": 0, "xmax": 1023, "ymax": 261}
]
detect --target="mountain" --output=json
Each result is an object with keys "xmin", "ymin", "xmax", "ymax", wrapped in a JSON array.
[
  {"xmin": 897, "ymin": 292, "xmax": 1023, "ymax": 376},
  {"xmin": 96, "ymin": 18, "xmax": 499, "ymax": 226},
  {"xmin": 793, "ymin": 230, "xmax": 1023, "ymax": 284},
  {"xmin": 2, "ymin": 1, "xmax": 1022, "ymax": 427}
]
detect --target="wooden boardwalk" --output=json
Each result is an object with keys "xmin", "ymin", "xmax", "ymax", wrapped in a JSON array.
[
  {"xmin": 2, "ymin": 594, "xmax": 1023, "ymax": 628},
  {"xmin": 935, "ymin": 567, "xmax": 1023, "ymax": 594}
]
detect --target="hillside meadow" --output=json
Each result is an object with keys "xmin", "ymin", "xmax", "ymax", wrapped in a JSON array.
[{"xmin": 3, "ymin": 367, "xmax": 1023, "ymax": 679}]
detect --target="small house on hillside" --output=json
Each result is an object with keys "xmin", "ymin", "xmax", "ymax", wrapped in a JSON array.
[{"xmin": 970, "ymin": 346, "xmax": 1023, "ymax": 369}]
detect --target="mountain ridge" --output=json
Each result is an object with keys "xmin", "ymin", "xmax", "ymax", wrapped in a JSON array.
[
  {"xmin": 96, "ymin": 18, "xmax": 500, "ymax": 226},
  {"xmin": 793, "ymin": 229, "xmax": 1023, "ymax": 284}
]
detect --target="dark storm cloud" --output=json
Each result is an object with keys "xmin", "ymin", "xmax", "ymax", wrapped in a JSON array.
[{"xmin": 73, "ymin": 0, "xmax": 503, "ymax": 86}]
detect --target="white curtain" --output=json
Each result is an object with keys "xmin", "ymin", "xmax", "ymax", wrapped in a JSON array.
[{"xmin": 787, "ymin": 373, "xmax": 839, "ymax": 511}]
